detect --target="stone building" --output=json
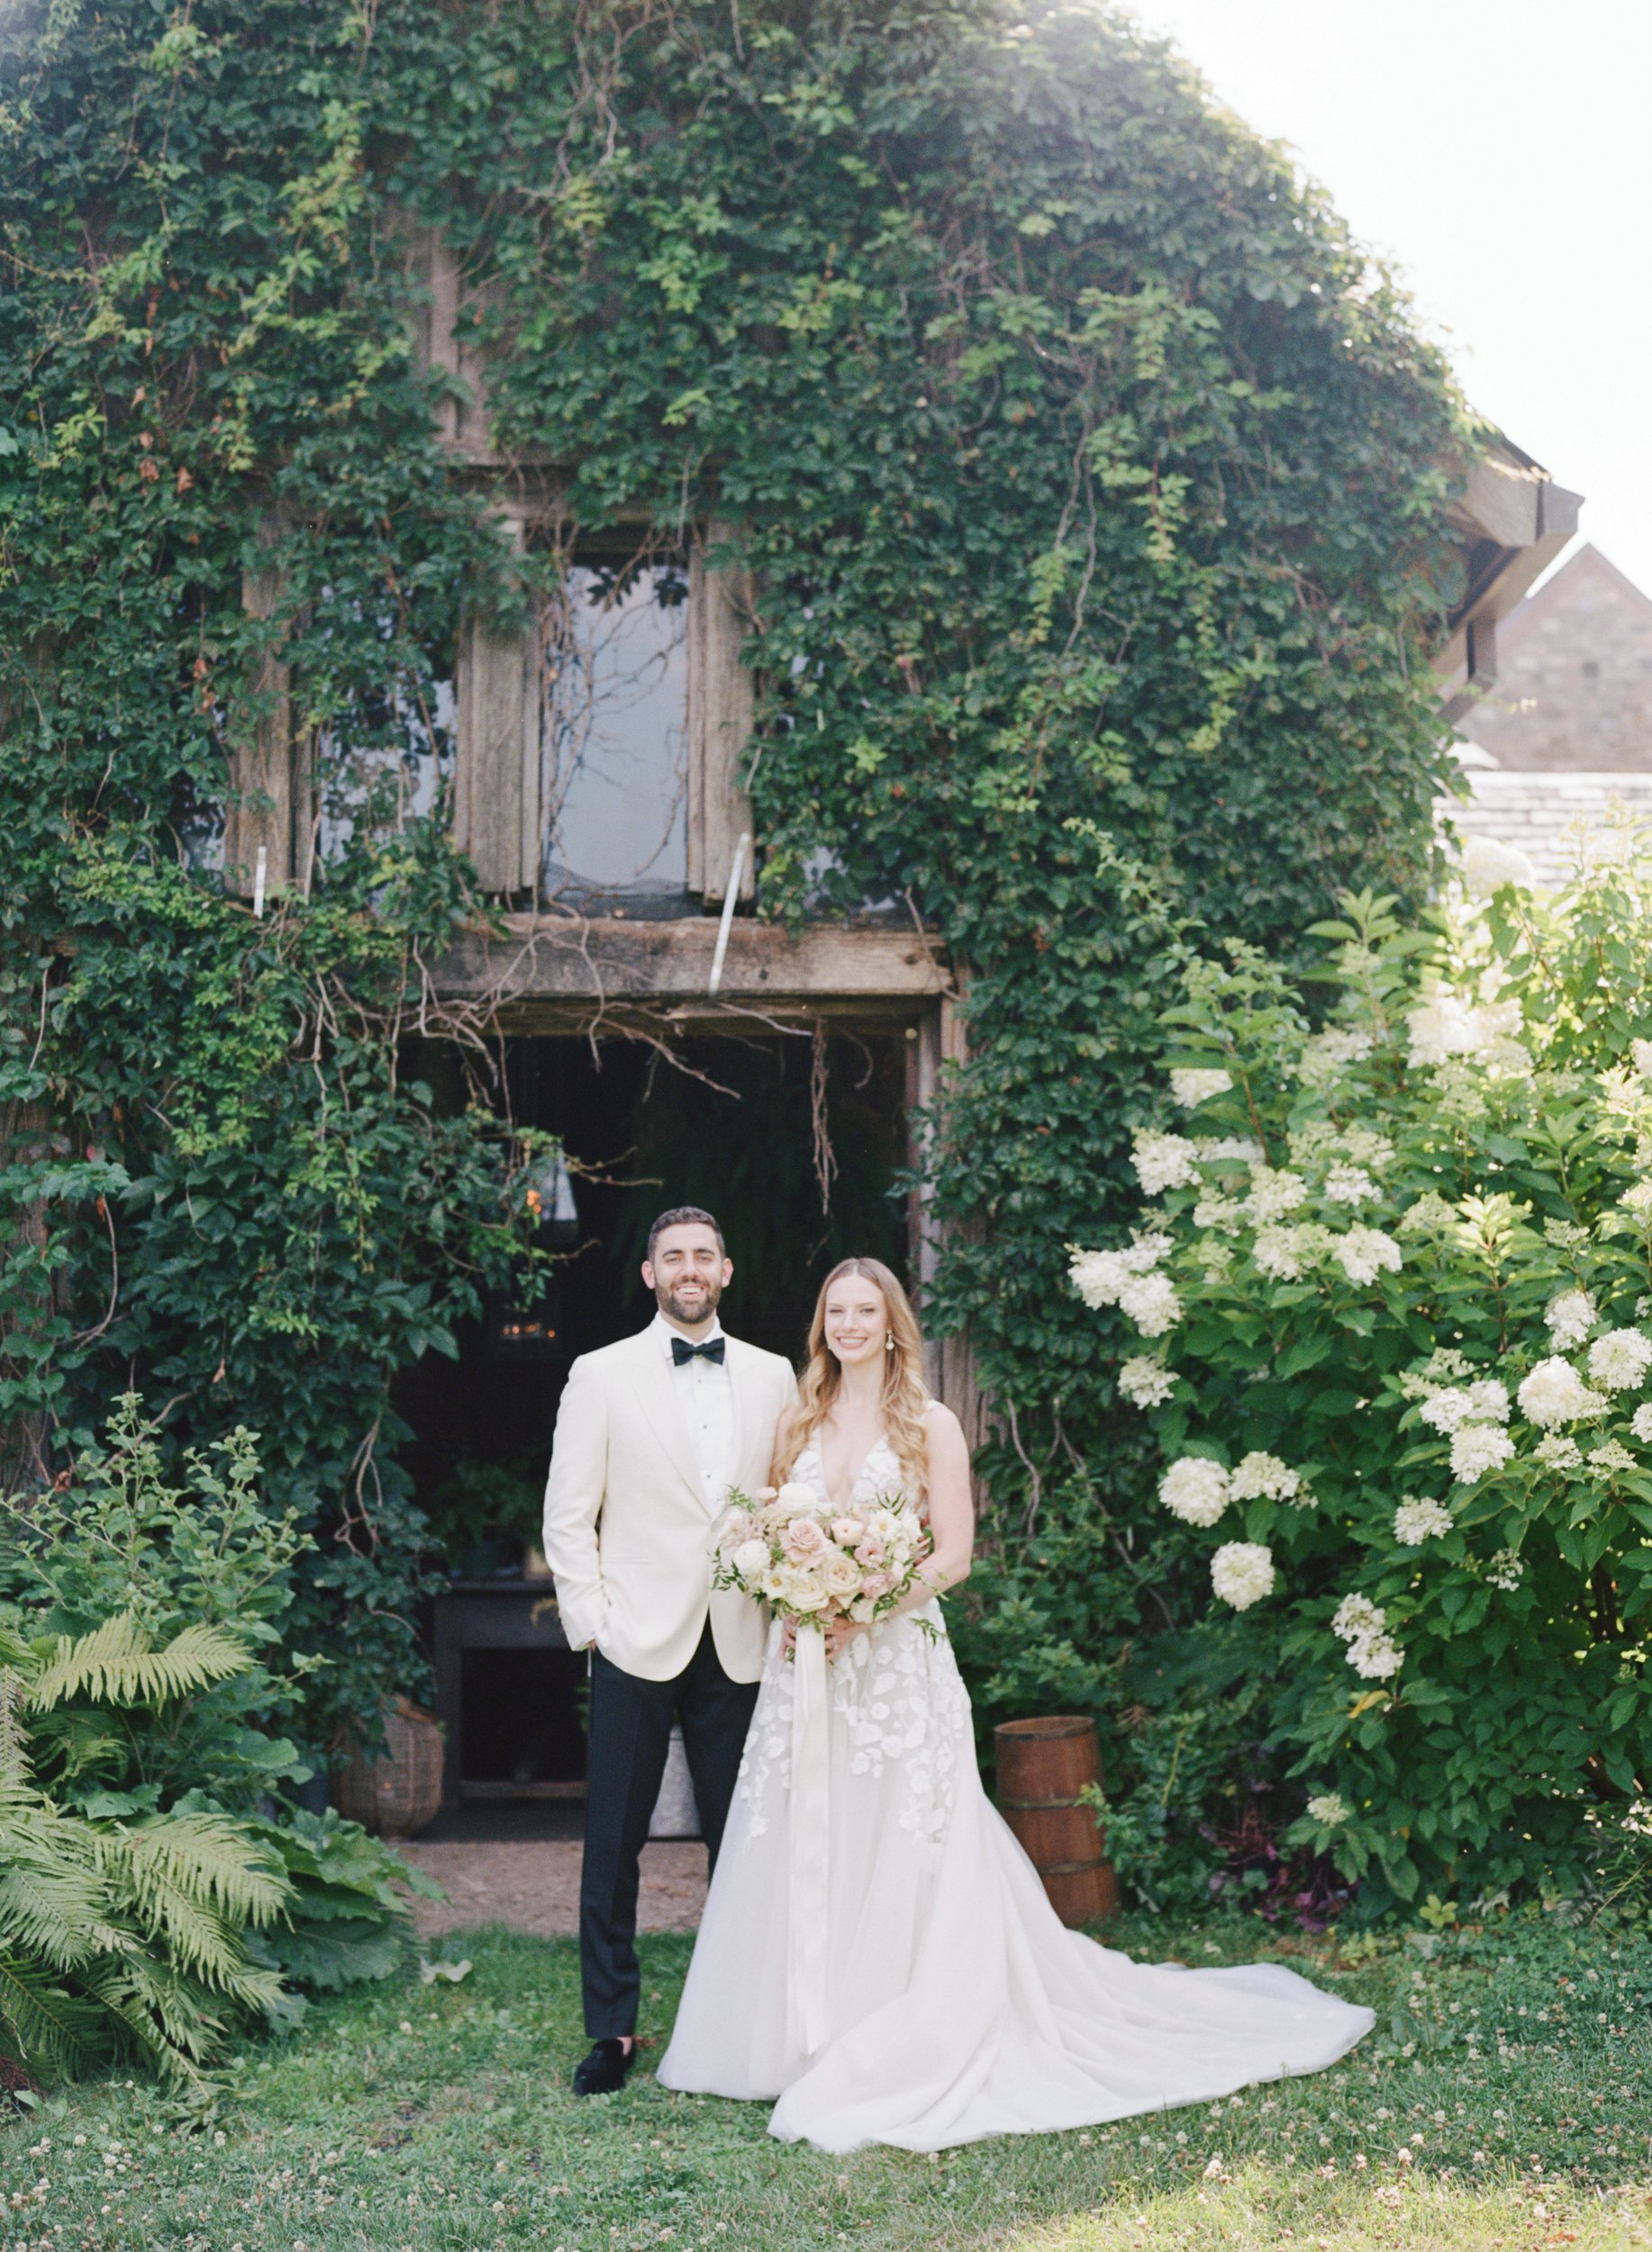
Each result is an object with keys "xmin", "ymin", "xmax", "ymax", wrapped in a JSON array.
[
  {"xmin": 1457, "ymin": 543, "xmax": 1652, "ymax": 770},
  {"xmin": 1446, "ymin": 545, "xmax": 1652, "ymax": 886}
]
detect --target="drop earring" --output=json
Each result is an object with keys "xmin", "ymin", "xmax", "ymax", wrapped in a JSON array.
[{"xmin": 885, "ymin": 1331, "xmax": 895, "ymax": 1354}]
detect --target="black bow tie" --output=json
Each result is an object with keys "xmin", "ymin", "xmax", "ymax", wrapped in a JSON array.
[{"xmin": 671, "ymin": 1334, "xmax": 725, "ymax": 1366}]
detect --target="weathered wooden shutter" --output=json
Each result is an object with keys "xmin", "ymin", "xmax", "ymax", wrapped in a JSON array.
[
  {"xmin": 687, "ymin": 522, "xmax": 756, "ymax": 903},
  {"xmin": 223, "ymin": 527, "xmax": 311, "ymax": 898},
  {"xmin": 453, "ymin": 514, "xmax": 539, "ymax": 895}
]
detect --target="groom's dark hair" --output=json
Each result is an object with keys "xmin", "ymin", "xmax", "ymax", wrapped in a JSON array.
[{"xmin": 647, "ymin": 1204, "xmax": 726, "ymax": 1262}]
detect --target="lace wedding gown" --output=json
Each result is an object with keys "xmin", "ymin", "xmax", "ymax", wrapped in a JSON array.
[{"xmin": 657, "ymin": 1437, "xmax": 1372, "ymax": 2152}]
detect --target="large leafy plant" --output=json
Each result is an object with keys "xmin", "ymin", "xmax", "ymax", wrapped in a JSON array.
[
  {"xmin": 1069, "ymin": 843, "xmax": 1652, "ymax": 1911},
  {"xmin": 0, "ymin": 1402, "xmax": 435, "ymax": 2081}
]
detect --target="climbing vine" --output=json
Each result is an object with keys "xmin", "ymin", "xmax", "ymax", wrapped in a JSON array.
[{"xmin": 3, "ymin": 0, "xmax": 1472, "ymax": 1783}]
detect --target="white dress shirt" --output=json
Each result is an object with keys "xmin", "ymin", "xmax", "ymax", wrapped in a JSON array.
[{"xmin": 654, "ymin": 1312, "xmax": 736, "ymax": 1508}]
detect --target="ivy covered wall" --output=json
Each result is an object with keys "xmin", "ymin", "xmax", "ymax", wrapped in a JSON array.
[{"xmin": 1, "ymin": 0, "xmax": 1470, "ymax": 1756}]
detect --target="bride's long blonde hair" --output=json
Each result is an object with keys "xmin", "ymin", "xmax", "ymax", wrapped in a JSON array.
[{"xmin": 774, "ymin": 1258, "xmax": 930, "ymax": 1503}]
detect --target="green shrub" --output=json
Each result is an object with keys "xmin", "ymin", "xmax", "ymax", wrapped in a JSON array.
[
  {"xmin": 0, "ymin": 1400, "xmax": 436, "ymax": 2082},
  {"xmin": 1068, "ymin": 843, "xmax": 1652, "ymax": 1914}
]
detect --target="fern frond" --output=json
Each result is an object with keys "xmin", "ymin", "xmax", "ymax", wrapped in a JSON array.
[
  {"xmin": 97, "ymin": 1813, "xmax": 290, "ymax": 1986},
  {"xmin": 29, "ymin": 1613, "xmax": 250, "ymax": 1711},
  {"xmin": 0, "ymin": 1775, "xmax": 108, "ymax": 1970},
  {"xmin": 0, "ymin": 1950, "xmax": 110, "ymax": 2081},
  {"xmin": 76, "ymin": 1958, "xmax": 211, "ymax": 2083},
  {"xmin": 0, "ymin": 1665, "xmax": 32, "ymax": 1781}
]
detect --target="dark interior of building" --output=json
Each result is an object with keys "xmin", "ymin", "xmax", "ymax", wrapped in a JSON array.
[{"xmin": 396, "ymin": 1025, "xmax": 912, "ymax": 1818}]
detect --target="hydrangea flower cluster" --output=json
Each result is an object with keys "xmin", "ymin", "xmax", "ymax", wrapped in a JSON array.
[
  {"xmin": 1117, "ymin": 1356, "xmax": 1177, "ymax": 1408},
  {"xmin": 1210, "ymin": 1540, "xmax": 1274, "ymax": 1611},
  {"xmin": 1518, "ymin": 1357, "xmax": 1609, "ymax": 1429},
  {"xmin": 1393, "ymin": 1496, "xmax": 1452, "ymax": 1546},
  {"xmin": 1229, "ymin": 1450, "xmax": 1306, "ymax": 1504},
  {"xmin": 1067, "ymin": 1236, "xmax": 1181, "ymax": 1339},
  {"xmin": 1305, "ymin": 1791, "xmax": 1350, "ymax": 1827},
  {"xmin": 1168, "ymin": 1067, "xmax": 1232, "ymax": 1107},
  {"xmin": 1157, "ymin": 1457, "xmax": 1230, "ymax": 1527},
  {"xmin": 1331, "ymin": 1594, "xmax": 1403, "ymax": 1680}
]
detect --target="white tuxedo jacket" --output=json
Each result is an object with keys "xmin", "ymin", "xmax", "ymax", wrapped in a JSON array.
[{"xmin": 541, "ymin": 1325, "xmax": 798, "ymax": 1683}]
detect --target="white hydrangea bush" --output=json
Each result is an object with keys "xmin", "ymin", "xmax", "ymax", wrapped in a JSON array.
[{"xmin": 1067, "ymin": 868, "xmax": 1652, "ymax": 1907}]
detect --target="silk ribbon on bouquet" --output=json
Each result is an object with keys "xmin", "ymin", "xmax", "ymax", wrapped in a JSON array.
[{"xmin": 785, "ymin": 1619, "xmax": 831, "ymax": 2057}]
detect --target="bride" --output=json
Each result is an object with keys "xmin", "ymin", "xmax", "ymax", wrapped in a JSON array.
[{"xmin": 657, "ymin": 1256, "xmax": 1372, "ymax": 2152}]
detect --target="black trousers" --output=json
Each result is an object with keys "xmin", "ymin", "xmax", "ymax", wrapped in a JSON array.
[{"xmin": 579, "ymin": 1619, "xmax": 758, "ymax": 2039}]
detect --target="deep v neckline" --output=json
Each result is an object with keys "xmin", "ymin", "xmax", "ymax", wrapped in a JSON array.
[{"xmin": 807, "ymin": 1432, "xmax": 889, "ymax": 1515}]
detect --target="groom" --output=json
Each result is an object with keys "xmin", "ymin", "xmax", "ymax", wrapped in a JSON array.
[{"xmin": 541, "ymin": 1205, "xmax": 797, "ymax": 2095}]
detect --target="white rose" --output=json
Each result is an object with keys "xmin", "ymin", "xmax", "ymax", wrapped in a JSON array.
[
  {"xmin": 1158, "ymin": 1457, "xmax": 1230, "ymax": 1527},
  {"xmin": 773, "ymin": 1480, "xmax": 823, "ymax": 1519},
  {"xmin": 823, "ymin": 1551, "xmax": 861, "ymax": 1598},
  {"xmin": 1210, "ymin": 1541, "xmax": 1275, "ymax": 1612},
  {"xmin": 777, "ymin": 1565, "xmax": 829, "ymax": 1612},
  {"xmin": 1586, "ymin": 1328, "xmax": 1652, "ymax": 1393},
  {"xmin": 731, "ymin": 1538, "xmax": 771, "ymax": 1581}
]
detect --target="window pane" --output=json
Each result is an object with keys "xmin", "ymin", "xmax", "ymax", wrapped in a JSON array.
[{"xmin": 540, "ymin": 559, "xmax": 688, "ymax": 897}]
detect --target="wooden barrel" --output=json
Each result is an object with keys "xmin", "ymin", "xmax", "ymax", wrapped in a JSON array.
[
  {"xmin": 331, "ymin": 1697, "xmax": 445, "ymax": 1839},
  {"xmin": 994, "ymin": 1716, "xmax": 1120, "ymax": 1927}
]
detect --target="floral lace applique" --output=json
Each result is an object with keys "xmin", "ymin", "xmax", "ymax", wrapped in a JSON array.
[{"xmin": 737, "ymin": 1437, "xmax": 972, "ymax": 1859}]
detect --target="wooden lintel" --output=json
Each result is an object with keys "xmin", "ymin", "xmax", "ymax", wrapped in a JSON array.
[{"xmin": 432, "ymin": 915, "xmax": 951, "ymax": 1029}]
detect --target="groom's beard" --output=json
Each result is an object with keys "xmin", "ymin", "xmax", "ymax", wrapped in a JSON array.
[{"xmin": 658, "ymin": 1277, "xmax": 722, "ymax": 1328}]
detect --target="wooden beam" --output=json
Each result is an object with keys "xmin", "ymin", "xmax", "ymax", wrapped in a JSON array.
[
  {"xmin": 686, "ymin": 522, "xmax": 756, "ymax": 904},
  {"xmin": 432, "ymin": 914, "xmax": 951, "ymax": 1029},
  {"xmin": 453, "ymin": 515, "xmax": 538, "ymax": 894},
  {"xmin": 224, "ymin": 525, "xmax": 309, "ymax": 898}
]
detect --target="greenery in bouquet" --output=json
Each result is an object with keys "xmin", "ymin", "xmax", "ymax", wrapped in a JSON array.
[
  {"xmin": 0, "ymin": 1399, "xmax": 435, "ymax": 2083},
  {"xmin": 713, "ymin": 1481, "xmax": 931, "ymax": 1631},
  {"xmin": 1069, "ymin": 838, "xmax": 1652, "ymax": 1915}
]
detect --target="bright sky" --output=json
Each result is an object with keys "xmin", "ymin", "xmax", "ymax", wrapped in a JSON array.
[{"xmin": 1128, "ymin": 0, "xmax": 1652, "ymax": 596}]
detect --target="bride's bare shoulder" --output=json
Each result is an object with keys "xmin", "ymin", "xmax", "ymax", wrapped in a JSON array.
[{"xmin": 922, "ymin": 1398, "xmax": 965, "ymax": 1443}]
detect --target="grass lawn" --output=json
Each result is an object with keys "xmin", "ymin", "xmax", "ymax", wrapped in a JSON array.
[{"xmin": 3, "ymin": 1913, "xmax": 1647, "ymax": 2251}]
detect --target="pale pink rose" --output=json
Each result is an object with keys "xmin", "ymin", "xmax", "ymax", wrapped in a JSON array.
[
  {"xmin": 720, "ymin": 1510, "xmax": 754, "ymax": 1548},
  {"xmin": 858, "ymin": 1570, "xmax": 893, "ymax": 1601},
  {"xmin": 781, "ymin": 1517, "xmax": 829, "ymax": 1563},
  {"xmin": 854, "ymin": 1537, "xmax": 886, "ymax": 1568},
  {"xmin": 831, "ymin": 1516, "xmax": 864, "ymax": 1547}
]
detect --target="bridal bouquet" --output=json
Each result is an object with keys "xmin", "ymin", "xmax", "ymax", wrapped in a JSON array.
[{"xmin": 711, "ymin": 1480, "xmax": 930, "ymax": 1630}]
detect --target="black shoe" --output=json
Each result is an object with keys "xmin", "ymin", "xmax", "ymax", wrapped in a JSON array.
[{"xmin": 573, "ymin": 2038, "xmax": 637, "ymax": 2097}]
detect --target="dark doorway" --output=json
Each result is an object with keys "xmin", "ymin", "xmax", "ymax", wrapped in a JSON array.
[{"xmin": 401, "ymin": 1024, "xmax": 914, "ymax": 1804}]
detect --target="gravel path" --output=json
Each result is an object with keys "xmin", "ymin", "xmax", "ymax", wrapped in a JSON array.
[{"xmin": 395, "ymin": 1839, "xmax": 708, "ymax": 1941}]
